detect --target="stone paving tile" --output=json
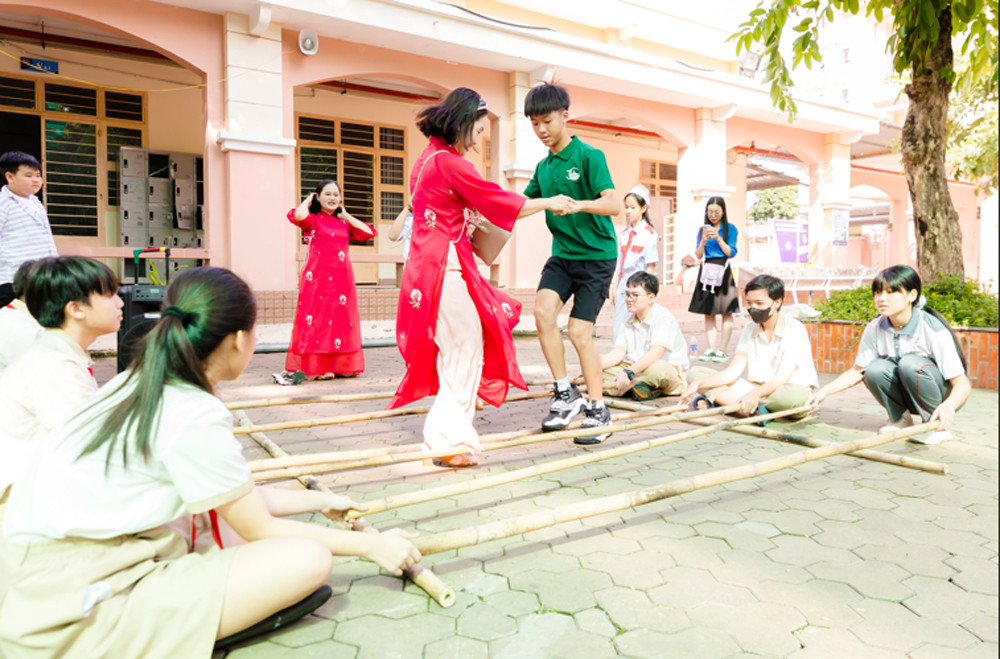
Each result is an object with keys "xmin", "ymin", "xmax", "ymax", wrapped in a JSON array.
[
  {"xmin": 648, "ymin": 566, "xmax": 756, "ymax": 609},
  {"xmin": 790, "ymin": 627, "xmax": 906, "ymax": 658},
  {"xmin": 766, "ymin": 534, "xmax": 858, "ymax": 567},
  {"xmin": 808, "ymin": 559, "xmax": 915, "ymax": 601},
  {"xmin": 226, "ymin": 639, "xmax": 359, "ymax": 658},
  {"xmin": 751, "ymin": 579, "xmax": 863, "ymax": 627},
  {"xmin": 580, "ymin": 549, "xmax": 675, "ymax": 589},
  {"xmin": 485, "ymin": 543, "xmax": 580, "ymax": 577},
  {"xmin": 812, "ymin": 518, "xmax": 904, "ymax": 550},
  {"xmin": 482, "ymin": 590, "xmax": 540, "ymax": 617},
  {"xmin": 946, "ymin": 554, "xmax": 1000, "ymax": 596},
  {"xmin": 488, "ymin": 612, "xmax": 615, "ymax": 658},
  {"xmin": 709, "ymin": 548, "xmax": 813, "ymax": 588},
  {"xmin": 909, "ymin": 642, "xmax": 1000, "ymax": 658},
  {"xmin": 594, "ymin": 585, "xmax": 691, "ymax": 634},
  {"xmin": 902, "ymin": 575, "xmax": 998, "ymax": 623},
  {"xmin": 455, "ymin": 603, "xmax": 518, "ymax": 641},
  {"xmin": 572, "ymin": 608, "xmax": 617, "ymax": 637},
  {"xmin": 694, "ymin": 520, "xmax": 778, "ymax": 551},
  {"xmin": 961, "ymin": 613, "xmax": 1000, "ymax": 643},
  {"xmin": 424, "ymin": 635, "xmax": 489, "ymax": 659},
  {"xmin": 854, "ymin": 542, "xmax": 958, "ymax": 579},
  {"xmin": 508, "ymin": 568, "xmax": 613, "ymax": 613},
  {"xmin": 687, "ymin": 601, "xmax": 807, "ymax": 656},
  {"xmin": 644, "ymin": 534, "xmax": 730, "ymax": 569},
  {"xmin": 849, "ymin": 598, "xmax": 980, "ymax": 651},
  {"xmin": 334, "ymin": 612, "xmax": 454, "ymax": 657},
  {"xmin": 743, "ymin": 508, "xmax": 825, "ymax": 535},
  {"xmin": 614, "ymin": 627, "xmax": 740, "ymax": 658},
  {"xmin": 266, "ymin": 618, "xmax": 337, "ymax": 648}
]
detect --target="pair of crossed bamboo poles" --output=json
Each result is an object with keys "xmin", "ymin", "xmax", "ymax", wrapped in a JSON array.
[{"xmin": 226, "ymin": 382, "xmax": 947, "ymax": 607}]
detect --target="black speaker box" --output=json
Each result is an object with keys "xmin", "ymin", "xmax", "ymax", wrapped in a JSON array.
[{"xmin": 117, "ymin": 284, "xmax": 166, "ymax": 372}]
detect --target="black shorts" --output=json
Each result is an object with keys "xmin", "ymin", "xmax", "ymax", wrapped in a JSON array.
[{"xmin": 537, "ymin": 256, "xmax": 616, "ymax": 323}]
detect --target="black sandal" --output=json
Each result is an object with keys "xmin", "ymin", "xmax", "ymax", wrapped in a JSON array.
[
  {"xmin": 215, "ymin": 585, "xmax": 332, "ymax": 650},
  {"xmin": 688, "ymin": 394, "xmax": 715, "ymax": 412}
]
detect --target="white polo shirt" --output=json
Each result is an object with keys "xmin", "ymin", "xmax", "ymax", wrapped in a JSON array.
[
  {"xmin": 0, "ymin": 329, "xmax": 97, "ymax": 494},
  {"xmin": 0, "ymin": 185, "xmax": 57, "ymax": 284},
  {"xmin": 615, "ymin": 303, "xmax": 689, "ymax": 370},
  {"xmin": 854, "ymin": 309, "xmax": 965, "ymax": 380},
  {"xmin": 736, "ymin": 312, "xmax": 818, "ymax": 388},
  {"xmin": 0, "ymin": 299, "xmax": 43, "ymax": 371},
  {"xmin": 4, "ymin": 374, "xmax": 253, "ymax": 542}
]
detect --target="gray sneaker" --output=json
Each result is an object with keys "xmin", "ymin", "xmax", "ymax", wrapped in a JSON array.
[
  {"xmin": 542, "ymin": 383, "xmax": 586, "ymax": 431},
  {"xmin": 575, "ymin": 402, "xmax": 612, "ymax": 444},
  {"xmin": 272, "ymin": 370, "xmax": 306, "ymax": 385}
]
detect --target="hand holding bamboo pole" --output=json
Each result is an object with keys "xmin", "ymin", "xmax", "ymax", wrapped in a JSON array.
[{"xmin": 233, "ymin": 411, "xmax": 457, "ymax": 608}]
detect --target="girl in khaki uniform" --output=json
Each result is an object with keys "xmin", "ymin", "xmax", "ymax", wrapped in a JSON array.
[{"xmin": 0, "ymin": 267, "xmax": 420, "ymax": 658}]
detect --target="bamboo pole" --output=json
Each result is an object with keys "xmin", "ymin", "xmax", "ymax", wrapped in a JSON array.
[
  {"xmin": 250, "ymin": 404, "xmax": 724, "ymax": 481},
  {"xmin": 233, "ymin": 411, "xmax": 456, "ymax": 608},
  {"xmin": 682, "ymin": 417, "xmax": 949, "ymax": 474},
  {"xmin": 231, "ymin": 389, "xmax": 556, "ymax": 434},
  {"xmin": 409, "ymin": 420, "xmax": 942, "ymax": 555},
  {"xmin": 226, "ymin": 383, "xmax": 556, "ymax": 411},
  {"xmin": 347, "ymin": 405, "xmax": 811, "ymax": 519},
  {"xmin": 246, "ymin": 403, "xmax": 686, "ymax": 472},
  {"xmin": 608, "ymin": 399, "xmax": 948, "ymax": 475}
]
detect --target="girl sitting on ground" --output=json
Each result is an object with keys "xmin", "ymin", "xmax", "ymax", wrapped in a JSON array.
[
  {"xmin": 809, "ymin": 264, "xmax": 970, "ymax": 444},
  {"xmin": 0, "ymin": 267, "xmax": 419, "ymax": 657}
]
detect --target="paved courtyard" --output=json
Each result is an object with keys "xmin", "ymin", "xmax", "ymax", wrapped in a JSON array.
[{"xmin": 95, "ymin": 330, "xmax": 998, "ymax": 658}]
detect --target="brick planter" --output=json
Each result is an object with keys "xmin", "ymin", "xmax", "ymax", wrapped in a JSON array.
[{"xmin": 806, "ymin": 321, "xmax": 998, "ymax": 390}]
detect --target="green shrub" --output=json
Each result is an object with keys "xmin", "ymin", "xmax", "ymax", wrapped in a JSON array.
[{"xmin": 815, "ymin": 275, "xmax": 999, "ymax": 328}]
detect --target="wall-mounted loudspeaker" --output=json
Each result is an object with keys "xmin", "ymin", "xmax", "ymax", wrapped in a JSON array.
[{"xmin": 298, "ymin": 29, "xmax": 318, "ymax": 56}]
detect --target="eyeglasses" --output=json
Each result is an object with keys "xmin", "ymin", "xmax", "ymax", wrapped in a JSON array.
[
  {"xmin": 706, "ymin": 210, "xmax": 723, "ymax": 217},
  {"xmin": 624, "ymin": 291, "xmax": 647, "ymax": 301}
]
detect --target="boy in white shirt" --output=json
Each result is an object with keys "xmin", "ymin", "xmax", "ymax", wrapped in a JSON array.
[
  {"xmin": 683, "ymin": 274, "xmax": 817, "ymax": 419},
  {"xmin": 597, "ymin": 272, "xmax": 688, "ymax": 407},
  {"xmin": 0, "ymin": 256, "xmax": 123, "ymax": 501},
  {"xmin": 0, "ymin": 151, "xmax": 57, "ymax": 307},
  {"xmin": 0, "ymin": 261, "xmax": 43, "ymax": 372}
]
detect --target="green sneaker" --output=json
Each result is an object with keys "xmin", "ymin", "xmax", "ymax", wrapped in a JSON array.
[
  {"xmin": 698, "ymin": 350, "xmax": 716, "ymax": 362},
  {"xmin": 631, "ymin": 381, "xmax": 663, "ymax": 400},
  {"xmin": 711, "ymin": 351, "xmax": 730, "ymax": 363}
]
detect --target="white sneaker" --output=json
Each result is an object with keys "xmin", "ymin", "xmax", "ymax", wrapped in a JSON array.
[
  {"xmin": 910, "ymin": 430, "xmax": 953, "ymax": 445},
  {"xmin": 879, "ymin": 414, "xmax": 915, "ymax": 434}
]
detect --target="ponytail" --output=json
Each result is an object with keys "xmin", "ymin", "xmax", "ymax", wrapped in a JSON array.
[
  {"xmin": 78, "ymin": 267, "xmax": 256, "ymax": 467},
  {"xmin": 920, "ymin": 298, "xmax": 969, "ymax": 372}
]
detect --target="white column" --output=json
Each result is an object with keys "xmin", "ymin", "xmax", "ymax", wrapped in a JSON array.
[{"xmin": 808, "ymin": 133, "xmax": 854, "ymax": 267}]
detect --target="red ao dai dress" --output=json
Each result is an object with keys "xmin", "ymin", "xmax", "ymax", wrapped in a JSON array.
[
  {"xmin": 388, "ymin": 137, "xmax": 527, "ymax": 455},
  {"xmin": 285, "ymin": 209, "xmax": 376, "ymax": 377}
]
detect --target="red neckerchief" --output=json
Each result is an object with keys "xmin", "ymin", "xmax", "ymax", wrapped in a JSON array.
[
  {"xmin": 618, "ymin": 228, "xmax": 637, "ymax": 279},
  {"xmin": 189, "ymin": 510, "xmax": 224, "ymax": 551}
]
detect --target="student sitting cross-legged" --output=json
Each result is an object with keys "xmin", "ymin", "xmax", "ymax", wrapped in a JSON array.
[
  {"xmin": 682, "ymin": 274, "xmax": 817, "ymax": 419},
  {"xmin": 596, "ymin": 272, "xmax": 688, "ymax": 404}
]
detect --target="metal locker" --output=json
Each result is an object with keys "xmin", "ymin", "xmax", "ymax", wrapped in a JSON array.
[
  {"xmin": 170, "ymin": 153, "xmax": 196, "ymax": 181},
  {"xmin": 119, "ymin": 147, "xmax": 148, "ymax": 178},
  {"xmin": 148, "ymin": 178, "xmax": 172, "ymax": 206},
  {"xmin": 175, "ymin": 203, "xmax": 196, "ymax": 230},
  {"xmin": 147, "ymin": 205, "xmax": 172, "ymax": 246},
  {"xmin": 174, "ymin": 179, "xmax": 195, "ymax": 209},
  {"xmin": 120, "ymin": 207, "xmax": 146, "ymax": 248},
  {"xmin": 121, "ymin": 177, "xmax": 147, "ymax": 207}
]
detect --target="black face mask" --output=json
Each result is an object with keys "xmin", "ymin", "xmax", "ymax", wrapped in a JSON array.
[{"xmin": 748, "ymin": 305, "xmax": 775, "ymax": 324}]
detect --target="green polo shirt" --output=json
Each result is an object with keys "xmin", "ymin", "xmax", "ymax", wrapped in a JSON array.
[{"xmin": 524, "ymin": 136, "xmax": 617, "ymax": 260}]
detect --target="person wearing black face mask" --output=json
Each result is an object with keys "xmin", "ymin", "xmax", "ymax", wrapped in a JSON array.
[{"xmin": 682, "ymin": 274, "xmax": 818, "ymax": 420}]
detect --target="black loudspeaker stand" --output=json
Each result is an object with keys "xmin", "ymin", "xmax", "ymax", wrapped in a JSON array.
[{"xmin": 116, "ymin": 248, "xmax": 171, "ymax": 372}]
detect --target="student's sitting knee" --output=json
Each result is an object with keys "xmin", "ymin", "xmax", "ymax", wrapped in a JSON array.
[
  {"xmin": 897, "ymin": 353, "xmax": 931, "ymax": 378},
  {"xmin": 862, "ymin": 357, "xmax": 896, "ymax": 384}
]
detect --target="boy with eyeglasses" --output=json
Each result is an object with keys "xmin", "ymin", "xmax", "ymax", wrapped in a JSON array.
[{"xmin": 596, "ymin": 272, "xmax": 688, "ymax": 402}]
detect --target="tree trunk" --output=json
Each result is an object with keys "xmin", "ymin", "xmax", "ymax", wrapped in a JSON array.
[{"xmin": 900, "ymin": 4, "xmax": 965, "ymax": 281}]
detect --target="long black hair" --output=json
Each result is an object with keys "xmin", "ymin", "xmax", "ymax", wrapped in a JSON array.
[
  {"xmin": 307, "ymin": 179, "xmax": 339, "ymax": 215},
  {"xmin": 78, "ymin": 267, "xmax": 257, "ymax": 466},
  {"xmin": 872, "ymin": 264, "xmax": 967, "ymax": 371},
  {"xmin": 703, "ymin": 196, "xmax": 730, "ymax": 244},
  {"xmin": 416, "ymin": 87, "xmax": 487, "ymax": 148},
  {"xmin": 624, "ymin": 191, "xmax": 651, "ymax": 225}
]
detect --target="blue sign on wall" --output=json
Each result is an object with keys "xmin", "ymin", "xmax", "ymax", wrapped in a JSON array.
[{"xmin": 20, "ymin": 57, "xmax": 59, "ymax": 74}]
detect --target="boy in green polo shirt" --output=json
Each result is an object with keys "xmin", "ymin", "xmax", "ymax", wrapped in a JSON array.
[{"xmin": 523, "ymin": 83, "xmax": 620, "ymax": 443}]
